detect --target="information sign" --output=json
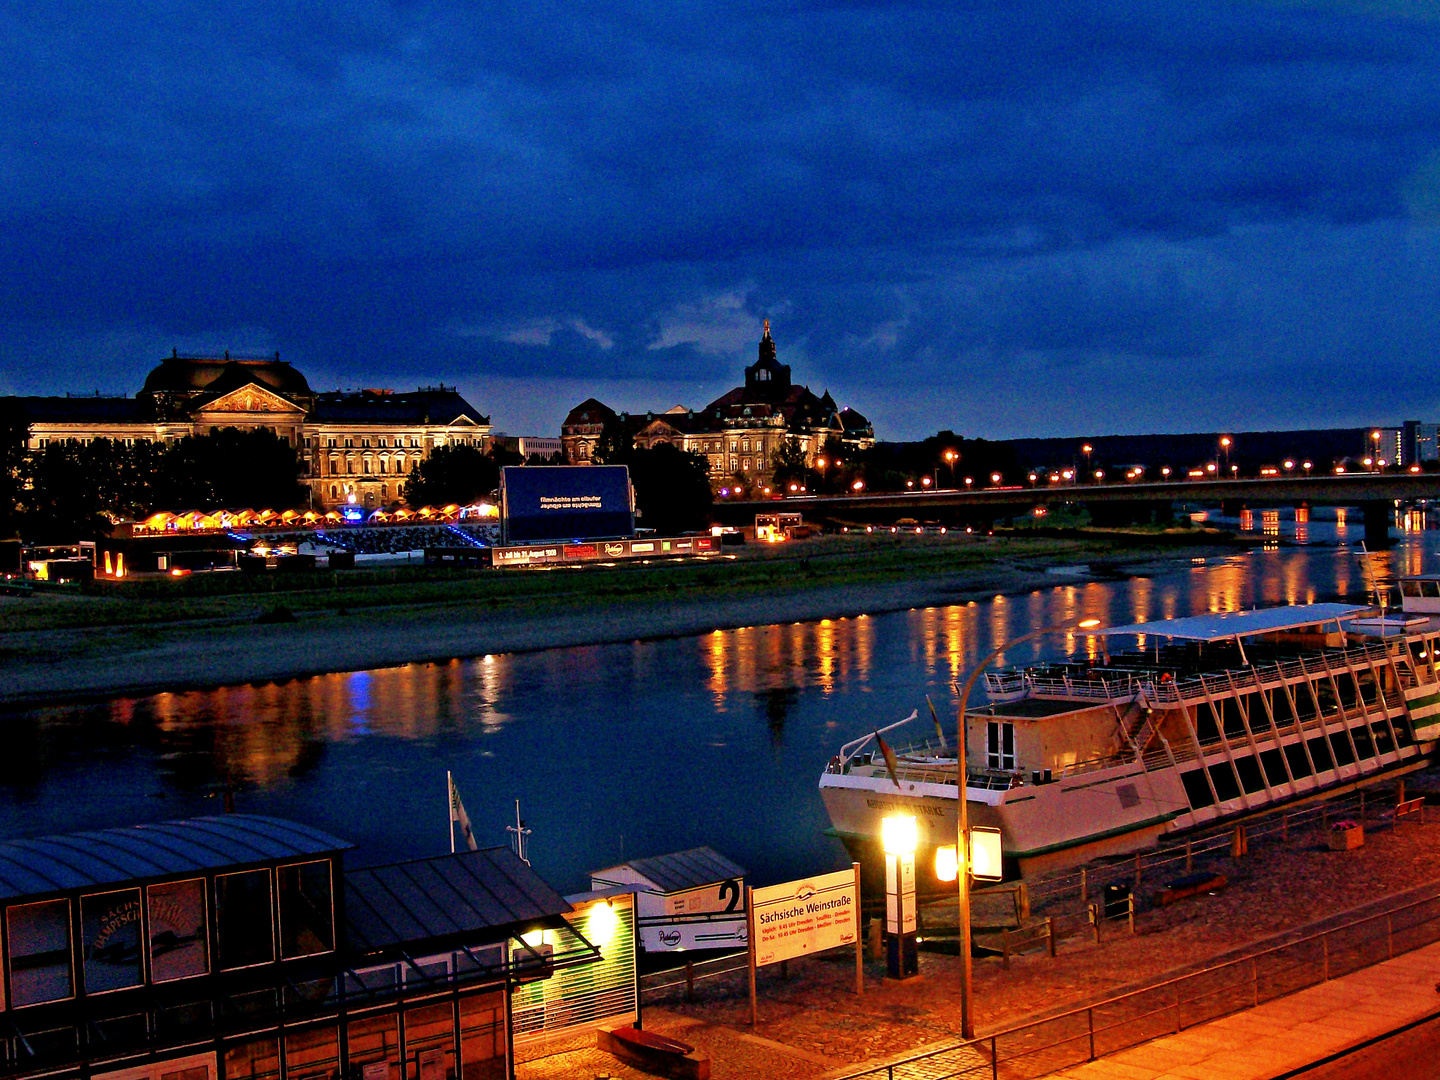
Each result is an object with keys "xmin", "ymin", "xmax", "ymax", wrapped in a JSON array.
[
  {"xmin": 971, "ymin": 826, "xmax": 1003, "ymax": 881},
  {"xmin": 750, "ymin": 868, "xmax": 859, "ymax": 968}
]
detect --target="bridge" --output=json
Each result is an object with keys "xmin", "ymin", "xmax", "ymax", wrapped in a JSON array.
[{"xmin": 711, "ymin": 472, "xmax": 1440, "ymax": 545}]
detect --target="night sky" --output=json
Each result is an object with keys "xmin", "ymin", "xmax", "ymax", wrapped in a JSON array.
[{"xmin": 5, "ymin": 0, "xmax": 1440, "ymax": 441}]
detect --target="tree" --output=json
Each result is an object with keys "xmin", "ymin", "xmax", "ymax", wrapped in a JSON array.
[
  {"xmin": 403, "ymin": 444, "xmax": 513, "ymax": 507},
  {"xmin": 626, "ymin": 442, "xmax": 713, "ymax": 534},
  {"xmin": 591, "ymin": 416, "xmax": 634, "ymax": 466},
  {"xmin": 0, "ymin": 404, "xmax": 27, "ymax": 539},
  {"xmin": 156, "ymin": 428, "xmax": 306, "ymax": 510},
  {"xmin": 770, "ymin": 438, "xmax": 811, "ymax": 491},
  {"xmin": 23, "ymin": 440, "xmax": 117, "ymax": 541}
]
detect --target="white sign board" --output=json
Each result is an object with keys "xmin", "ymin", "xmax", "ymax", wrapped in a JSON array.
[
  {"xmin": 971, "ymin": 826, "xmax": 1003, "ymax": 882},
  {"xmin": 636, "ymin": 877, "xmax": 746, "ymax": 952},
  {"xmin": 751, "ymin": 869, "xmax": 859, "ymax": 968},
  {"xmin": 884, "ymin": 852, "xmax": 916, "ymax": 934}
]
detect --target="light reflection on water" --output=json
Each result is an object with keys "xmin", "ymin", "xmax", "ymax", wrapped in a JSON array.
[{"xmin": 2, "ymin": 537, "xmax": 1439, "ymax": 890}]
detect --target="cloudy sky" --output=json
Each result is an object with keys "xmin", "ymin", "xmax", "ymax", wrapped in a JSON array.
[{"xmin": 5, "ymin": 0, "xmax": 1440, "ymax": 441}]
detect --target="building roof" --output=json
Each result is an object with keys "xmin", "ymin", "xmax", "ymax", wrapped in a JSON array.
[
  {"xmin": 597, "ymin": 847, "xmax": 746, "ymax": 893},
  {"xmin": 141, "ymin": 354, "xmax": 313, "ymax": 398},
  {"xmin": 10, "ymin": 396, "xmax": 150, "ymax": 423},
  {"xmin": 0, "ymin": 815, "xmax": 351, "ymax": 901},
  {"xmin": 313, "ymin": 389, "xmax": 488, "ymax": 426},
  {"xmin": 562, "ymin": 398, "xmax": 617, "ymax": 428},
  {"xmin": 344, "ymin": 847, "xmax": 570, "ymax": 951},
  {"xmin": 1096, "ymin": 603, "xmax": 1370, "ymax": 642}
]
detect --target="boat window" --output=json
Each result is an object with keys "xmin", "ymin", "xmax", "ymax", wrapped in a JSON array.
[
  {"xmin": 1402, "ymin": 580, "xmax": 1423, "ymax": 597},
  {"xmin": 80, "ymin": 888, "xmax": 143, "ymax": 992},
  {"xmin": 148, "ymin": 878, "xmax": 209, "ymax": 981},
  {"xmin": 215, "ymin": 869, "xmax": 274, "ymax": 969},
  {"xmin": 1233, "ymin": 756, "xmax": 1266, "ymax": 794},
  {"xmin": 1259, "ymin": 748, "xmax": 1289, "ymax": 785},
  {"xmin": 1180, "ymin": 769, "xmax": 1214, "ymax": 809},
  {"xmin": 1307, "ymin": 737, "xmax": 1335, "ymax": 773},
  {"xmin": 1328, "ymin": 732, "xmax": 1357, "ymax": 768},
  {"xmin": 347, "ymin": 1014, "xmax": 401, "ymax": 1080},
  {"xmin": 458, "ymin": 991, "xmax": 505, "ymax": 1079},
  {"xmin": 986, "ymin": 722, "xmax": 1015, "ymax": 771},
  {"xmin": 404, "ymin": 1002, "xmax": 457, "ymax": 1080},
  {"xmin": 286, "ymin": 1025, "xmax": 340, "ymax": 1080},
  {"xmin": 1426, "ymin": 581, "xmax": 1440, "ymax": 598},
  {"xmin": 7, "ymin": 899, "xmax": 73, "ymax": 1006},
  {"xmin": 225, "ymin": 1037, "xmax": 281, "ymax": 1080},
  {"xmin": 278, "ymin": 860, "xmax": 334, "ymax": 958},
  {"xmin": 1351, "ymin": 725, "xmax": 1376, "ymax": 759},
  {"xmin": 1284, "ymin": 743, "xmax": 1313, "ymax": 778},
  {"xmin": 1371, "ymin": 723, "xmax": 1396, "ymax": 756},
  {"xmin": 1207, "ymin": 762, "xmax": 1241, "ymax": 802}
]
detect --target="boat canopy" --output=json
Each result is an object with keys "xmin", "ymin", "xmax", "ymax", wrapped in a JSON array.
[{"xmin": 1096, "ymin": 603, "xmax": 1369, "ymax": 642}]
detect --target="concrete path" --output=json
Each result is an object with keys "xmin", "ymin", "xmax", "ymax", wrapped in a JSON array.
[{"xmin": 1048, "ymin": 939, "xmax": 1440, "ymax": 1080}]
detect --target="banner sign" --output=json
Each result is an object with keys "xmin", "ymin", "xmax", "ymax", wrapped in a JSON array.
[
  {"xmin": 751, "ymin": 868, "xmax": 858, "ymax": 968},
  {"xmin": 491, "ymin": 535, "xmax": 717, "ymax": 567},
  {"xmin": 500, "ymin": 465, "xmax": 634, "ymax": 544}
]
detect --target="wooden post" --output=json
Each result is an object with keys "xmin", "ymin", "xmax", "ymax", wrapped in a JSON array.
[
  {"xmin": 1185, "ymin": 839, "xmax": 1192, "ymax": 874},
  {"xmin": 1127, "ymin": 893, "xmax": 1135, "ymax": 935},
  {"xmin": 853, "ymin": 862, "xmax": 864, "ymax": 996},
  {"xmin": 1080, "ymin": 868, "xmax": 1087, "ymax": 907},
  {"xmin": 1047, "ymin": 916, "xmax": 1056, "ymax": 958},
  {"xmin": 1017, "ymin": 882, "xmax": 1030, "ymax": 923},
  {"xmin": 868, "ymin": 917, "xmax": 882, "ymax": 961},
  {"xmin": 1090, "ymin": 903, "xmax": 1100, "ymax": 944},
  {"xmin": 746, "ymin": 884, "xmax": 758, "ymax": 1026},
  {"xmin": 1399, "ymin": 778, "xmax": 1406, "ymax": 805}
]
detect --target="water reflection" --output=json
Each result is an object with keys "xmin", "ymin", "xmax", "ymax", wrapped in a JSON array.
[{"xmin": 4, "ymin": 536, "xmax": 1440, "ymax": 890}]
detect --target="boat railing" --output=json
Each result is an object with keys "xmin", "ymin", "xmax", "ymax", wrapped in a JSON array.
[
  {"xmin": 1144, "ymin": 642, "xmax": 1399, "ymax": 705},
  {"xmin": 984, "ymin": 669, "xmax": 1145, "ymax": 703}
]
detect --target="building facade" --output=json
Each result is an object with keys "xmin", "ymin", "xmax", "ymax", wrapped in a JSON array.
[
  {"xmin": 0, "ymin": 813, "xmax": 634, "ymax": 1080},
  {"xmin": 560, "ymin": 324, "xmax": 875, "ymax": 486},
  {"xmin": 9, "ymin": 353, "xmax": 491, "ymax": 511}
]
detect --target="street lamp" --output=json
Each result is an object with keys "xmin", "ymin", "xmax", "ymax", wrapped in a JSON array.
[
  {"xmin": 1219, "ymin": 435, "xmax": 1232, "ymax": 475},
  {"xmin": 1161, "ymin": 466, "xmax": 1172, "ymax": 478},
  {"xmin": 944, "ymin": 449, "xmax": 958, "ymax": 488},
  {"xmin": 953, "ymin": 617, "xmax": 1102, "ymax": 1038},
  {"xmin": 881, "ymin": 815, "xmax": 919, "ymax": 980},
  {"xmin": 852, "ymin": 479, "xmax": 865, "ymax": 492},
  {"xmin": 964, "ymin": 476, "xmax": 973, "ymax": 489},
  {"xmin": 1302, "ymin": 460, "xmax": 1312, "ymax": 476},
  {"xmin": 990, "ymin": 472, "xmax": 1002, "ymax": 486}
]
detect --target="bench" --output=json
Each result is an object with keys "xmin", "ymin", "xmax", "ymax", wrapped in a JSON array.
[{"xmin": 1395, "ymin": 797, "xmax": 1426, "ymax": 823}]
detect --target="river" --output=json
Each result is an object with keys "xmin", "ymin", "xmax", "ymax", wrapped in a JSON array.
[{"xmin": 4, "ymin": 512, "xmax": 1436, "ymax": 892}]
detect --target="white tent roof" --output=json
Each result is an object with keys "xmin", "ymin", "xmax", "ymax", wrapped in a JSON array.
[{"xmin": 1096, "ymin": 603, "xmax": 1369, "ymax": 642}]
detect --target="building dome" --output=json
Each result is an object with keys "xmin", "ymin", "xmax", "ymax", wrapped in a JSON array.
[{"xmin": 140, "ymin": 352, "xmax": 313, "ymax": 399}]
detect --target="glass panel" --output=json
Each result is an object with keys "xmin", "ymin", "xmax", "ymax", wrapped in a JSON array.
[
  {"xmin": 8, "ymin": 899, "xmax": 73, "ymax": 1006},
  {"xmin": 284, "ymin": 1027, "xmax": 339, "ymax": 1080},
  {"xmin": 225, "ymin": 1037, "xmax": 281, "ymax": 1080},
  {"xmin": 278, "ymin": 861, "xmax": 334, "ymax": 958},
  {"xmin": 215, "ymin": 870, "xmax": 274, "ymax": 969},
  {"xmin": 404, "ymin": 1004, "xmax": 456, "ymax": 1080},
  {"xmin": 149, "ymin": 878, "xmax": 210, "ymax": 981},
  {"xmin": 458, "ymin": 993, "xmax": 505, "ymax": 1080},
  {"xmin": 163, "ymin": 1067, "xmax": 210, "ymax": 1080},
  {"xmin": 347, "ymin": 1015, "xmax": 401, "ymax": 1080},
  {"xmin": 81, "ymin": 888, "xmax": 143, "ymax": 992}
]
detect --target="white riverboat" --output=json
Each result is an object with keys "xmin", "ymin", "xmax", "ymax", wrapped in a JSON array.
[{"xmin": 820, "ymin": 601, "xmax": 1440, "ymax": 879}]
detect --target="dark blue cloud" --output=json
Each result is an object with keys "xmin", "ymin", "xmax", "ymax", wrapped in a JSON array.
[{"xmin": 4, "ymin": 0, "xmax": 1440, "ymax": 438}]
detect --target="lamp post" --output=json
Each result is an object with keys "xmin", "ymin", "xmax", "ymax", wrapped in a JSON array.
[
  {"xmin": 881, "ymin": 815, "xmax": 919, "ymax": 980},
  {"xmin": 953, "ymin": 617, "xmax": 1101, "ymax": 1039}
]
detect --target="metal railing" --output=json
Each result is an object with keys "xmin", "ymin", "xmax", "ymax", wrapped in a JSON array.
[{"xmin": 834, "ymin": 874, "xmax": 1440, "ymax": 1079}]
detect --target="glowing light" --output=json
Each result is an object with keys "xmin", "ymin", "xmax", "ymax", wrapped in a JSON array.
[
  {"xmin": 935, "ymin": 845, "xmax": 958, "ymax": 882},
  {"xmin": 882, "ymin": 815, "xmax": 917, "ymax": 856},
  {"xmin": 586, "ymin": 901, "xmax": 619, "ymax": 948},
  {"xmin": 852, "ymin": 479, "xmax": 865, "ymax": 491},
  {"xmin": 990, "ymin": 472, "xmax": 1002, "ymax": 484}
]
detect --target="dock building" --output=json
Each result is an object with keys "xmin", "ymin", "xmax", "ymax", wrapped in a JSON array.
[
  {"xmin": 560, "ymin": 323, "xmax": 875, "ymax": 487},
  {"xmin": 0, "ymin": 814, "xmax": 635, "ymax": 1080},
  {"xmin": 6, "ymin": 354, "xmax": 491, "ymax": 511}
]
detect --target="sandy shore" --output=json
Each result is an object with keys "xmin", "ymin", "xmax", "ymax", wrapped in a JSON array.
[{"xmin": 0, "ymin": 536, "xmax": 1234, "ymax": 708}]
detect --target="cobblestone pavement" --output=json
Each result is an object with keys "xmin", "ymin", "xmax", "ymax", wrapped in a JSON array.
[{"xmin": 523, "ymin": 804, "xmax": 1440, "ymax": 1079}]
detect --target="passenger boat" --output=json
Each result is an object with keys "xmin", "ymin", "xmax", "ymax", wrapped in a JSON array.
[{"xmin": 820, "ymin": 601, "xmax": 1440, "ymax": 879}]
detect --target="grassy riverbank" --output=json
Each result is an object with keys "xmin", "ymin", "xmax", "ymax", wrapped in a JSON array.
[{"xmin": 1, "ymin": 528, "xmax": 1250, "ymax": 707}]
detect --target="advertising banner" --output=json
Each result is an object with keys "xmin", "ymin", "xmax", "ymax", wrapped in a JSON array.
[
  {"xmin": 501, "ymin": 466, "xmax": 633, "ymax": 544},
  {"xmin": 751, "ymin": 868, "xmax": 859, "ymax": 968}
]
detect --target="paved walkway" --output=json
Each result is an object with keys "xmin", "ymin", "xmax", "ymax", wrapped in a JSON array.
[{"xmin": 1048, "ymin": 939, "xmax": 1440, "ymax": 1080}]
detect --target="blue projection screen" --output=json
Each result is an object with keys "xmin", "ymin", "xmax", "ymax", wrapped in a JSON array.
[{"xmin": 500, "ymin": 465, "xmax": 634, "ymax": 543}]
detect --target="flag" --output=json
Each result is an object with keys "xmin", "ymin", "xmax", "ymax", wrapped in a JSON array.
[
  {"xmin": 874, "ymin": 731, "xmax": 901, "ymax": 788},
  {"xmin": 925, "ymin": 695, "xmax": 948, "ymax": 752},
  {"xmin": 448, "ymin": 771, "xmax": 478, "ymax": 852}
]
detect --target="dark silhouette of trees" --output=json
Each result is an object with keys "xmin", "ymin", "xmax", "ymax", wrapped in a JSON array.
[
  {"xmin": 402, "ymin": 443, "xmax": 520, "ymax": 507},
  {"xmin": 770, "ymin": 437, "xmax": 812, "ymax": 491}
]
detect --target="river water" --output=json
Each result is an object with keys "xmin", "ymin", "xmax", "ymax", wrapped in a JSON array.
[{"xmin": 5, "ymin": 512, "xmax": 1437, "ymax": 892}]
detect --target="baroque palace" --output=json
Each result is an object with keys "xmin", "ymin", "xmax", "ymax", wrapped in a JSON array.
[
  {"xmin": 561, "ymin": 323, "xmax": 874, "ymax": 484},
  {"xmin": 10, "ymin": 352, "xmax": 490, "ymax": 510}
]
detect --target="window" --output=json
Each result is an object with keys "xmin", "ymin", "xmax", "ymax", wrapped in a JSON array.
[
  {"xmin": 278, "ymin": 861, "xmax": 334, "ymax": 958},
  {"xmin": 741, "ymin": 439, "xmax": 750, "ymax": 452},
  {"xmin": 225, "ymin": 1037, "xmax": 280, "ymax": 1080},
  {"xmin": 381, "ymin": 485, "xmax": 387, "ymax": 498},
  {"xmin": 362, "ymin": 438, "xmax": 371, "ymax": 448},
  {"xmin": 379, "ymin": 438, "xmax": 387, "ymax": 448},
  {"xmin": 347, "ymin": 1015, "xmax": 400, "ymax": 1080},
  {"xmin": 8, "ymin": 899, "xmax": 72, "ymax": 1005},
  {"xmin": 379, "ymin": 458, "xmax": 387, "ymax": 474},
  {"xmin": 458, "ymin": 992, "xmax": 505, "ymax": 1080},
  {"xmin": 347, "ymin": 461, "xmax": 355, "ymax": 475},
  {"xmin": 741, "ymin": 458, "xmax": 751, "ymax": 472},
  {"xmin": 328, "ymin": 438, "xmax": 336, "ymax": 448},
  {"xmin": 986, "ymin": 721, "xmax": 1015, "ymax": 771},
  {"xmin": 405, "ymin": 1003, "xmax": 456, "ymax": 1080},
  {"xmin": 214, "ymin": 869, "xmax": 273, "ymax": 969},
  {"xmin": 286, "ymin": 1026, "xmax": 340, "ymax": 1080},
  {"xmin": 148, "ymin": 878, "xmax": 208, "ymax": 981},
  {"xmin": 81, "ymin": 888, "xmax": 142, "ymax": 992},
  {"xmin": 331, "ymin": 486, "xmax": 339, "ymax": 498},
  {"xmin": 363, "ymin": 459, "xmax": 372, "ymax": 475}
]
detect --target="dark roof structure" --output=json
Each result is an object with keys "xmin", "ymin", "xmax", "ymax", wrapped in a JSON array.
[
  {"xmin": 345, "ymin": 847, "xmax": 571, "ymax": 952},
  {"xmin": 607, "ymin": 847, "xmax": 746, "ymax": 893},
  {"xmin": 140, "ymin": 354, "xmax": 314, "ymax": 399},
  {"xmin": 313, "ymin": 389, "xmax": 489, "ymax": 426},
  {"xmin": 562, "ymin": 398, "xmax": 617, "ymax": 429},
  {"xmin": 0, "ymin": 815, "xmax": 351, "ymax": 901},
  {"xmin": 9, "ymin": 396, "xmax": 149, "ymax": 423}
]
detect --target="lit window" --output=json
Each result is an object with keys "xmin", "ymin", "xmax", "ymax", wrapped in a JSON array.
[
  {"xmin": 147, "ymin": 878, "xmax": 209, "ymax": 981},
  {"xmin": 987, "ymin": 722, "xmax": 1016, "ymax": 771}
]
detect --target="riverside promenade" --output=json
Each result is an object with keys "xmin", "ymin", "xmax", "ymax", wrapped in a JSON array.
[{"xmin": 1043, "ymin": 938, "xmax": 1440, "ymax": 1079}]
